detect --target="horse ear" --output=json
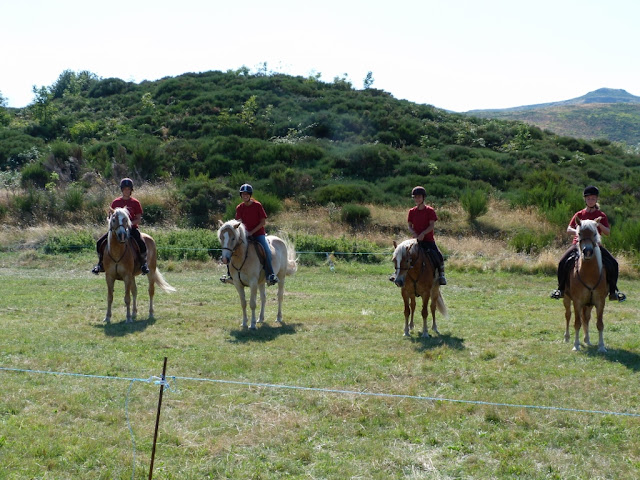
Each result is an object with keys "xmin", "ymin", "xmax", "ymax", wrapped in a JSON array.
[
  {"xmin": 218, "ymin": 219, "xmax": 224, "ymax": 228},
  {"xmin": 576, "ymin": 217, "xmax": 582, "ymax": 226},
  {"xmin": 595, "ymin": 216, "xmax": 602, "ymax": 224},
  {"xmin": 393, "ymin": 241, "xmax": 398, "ymax": 248},
  {"xmin": 234, "ymin": 222, "xmax": 240, "ymax": 230}
]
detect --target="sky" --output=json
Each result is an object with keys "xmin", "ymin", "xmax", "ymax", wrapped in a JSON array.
[{"xmin": 2, "ymin": 0, "xmax": 639, "ymax": 112}]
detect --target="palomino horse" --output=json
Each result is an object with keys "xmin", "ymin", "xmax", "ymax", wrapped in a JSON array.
[
  {"xmin": 562, "ymin": 217, "xmax": 608, "ymax": 352},
  {"xmin": 102, "ymin": 207, "xmax": 175, "ymax": 323},
  {"xmin": 391, "ymin": 239, "xmax": 447, "ymax": 337},
  {"xmin": 217, "ymin": 220, "xmax": 298, "ymax": 329}
]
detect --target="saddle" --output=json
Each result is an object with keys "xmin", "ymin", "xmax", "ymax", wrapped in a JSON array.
[
  {"xmin": 418, "ymin": 243, "xmax": 440, "ymax": 270},
  {"xmin": 248, "ymin": 237, "xmax": 267, "ymax": 265}
]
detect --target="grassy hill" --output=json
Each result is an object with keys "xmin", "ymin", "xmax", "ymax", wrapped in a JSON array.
[
  {"xmin": 465, "ymin": 88, "xmax": 640, "ymax": 145},
  {"xmin": 2, "ymin": 70, "xmax": 640, "ymax": 254}
]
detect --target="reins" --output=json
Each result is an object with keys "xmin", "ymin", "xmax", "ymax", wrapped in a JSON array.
[
  {"xmin": 575, "ymin": 240, "xmax": 604, "ymax": 307},
  {"xmin": 106, "ymin": 213, "xmax": 131, "ymax": 276}
]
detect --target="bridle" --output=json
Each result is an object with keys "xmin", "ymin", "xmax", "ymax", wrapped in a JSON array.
[
  {"xmin": 576, "ymin": 228, "xmax": 603, "ymax": 306},
  {"xmin": 220, "ymin": 226, "xmax": 251, "ymax": 286},
  {"xmin": 107, "ymin": 211, "xmax": 131, "ymax": 269}
]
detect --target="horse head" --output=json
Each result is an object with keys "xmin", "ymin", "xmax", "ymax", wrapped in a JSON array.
[
  {"xmin": 391, "ymin": 240, "xmax": 416, "ymax": 287},
  {"xmin": 217, "ymin": 219, "xmax": 246, "ymax": 265},
  {"xmin": 576, "ymin": 217, "xmax": 602, "ymax": 261},
  {"xmin": 109, "ymin": 207, "xmax": 131, "ymax": 244}
]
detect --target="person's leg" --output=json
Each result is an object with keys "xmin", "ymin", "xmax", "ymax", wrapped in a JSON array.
[
  {"xmin": 601, "ymin": 247, "xmax": 625, "ymax": 301},
  {"xmin": 256, "ymin": 235, "xmax": 278, "ymax": 285},
  {"xmin": 421, "ymin": 241, "xmax": 446, "ymax": 285},
  {"xmin": 130, "ymin": 228, "xmax": 149, "ymax": 274},
  {"xmin": 551, "ymin": 245, "xmax": 576, "ymax": 298},
  {"xmin": 91, "ymin": 232, "xmax": 108, "ymax": 274}
]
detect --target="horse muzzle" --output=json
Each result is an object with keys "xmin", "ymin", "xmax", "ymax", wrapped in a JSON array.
[
  {"xmin": 582, "ymin": 244, "xmax": 594, "ymax": 259},
  {"xmin": 393, "ymin": 275, "xmax": 405, "ymax": 287},
  {"xmin": 116, "ymin": 226, "xmax": 129, "ymax": 243}
]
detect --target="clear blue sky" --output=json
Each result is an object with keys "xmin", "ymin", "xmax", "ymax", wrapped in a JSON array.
[{"xmin": 2, "ymin": 0, "xmax": 638, "ymax": 112}]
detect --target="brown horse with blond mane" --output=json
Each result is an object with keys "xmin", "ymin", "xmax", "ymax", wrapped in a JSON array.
[
  {"xmin": 102, "ymin": 207, "xmax": 175, "ymax": 324},
  {"xmin": 391, "ymin": 239, "xmax": 447, "ymax": 337},
  {"xmin": 562, "ymin": 217, "xmax": 608, "ymax": 352}
]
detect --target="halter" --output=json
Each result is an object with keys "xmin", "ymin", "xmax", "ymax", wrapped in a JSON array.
[
  {"xmin": 220, "ymin": 225, "xmax": 252, "ymax": 287},
  {"xmin": 575, "ymin": 226, "xmax": 603, "ymax": 307},
  {"xmin": 107, "ymin": 211, "xmax": 131, "ymax": 270}
]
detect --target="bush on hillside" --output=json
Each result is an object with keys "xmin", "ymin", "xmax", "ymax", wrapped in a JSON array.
[
  {"xmin": 178, "ymin": 175, "xmax": 232, "ymax": 227},
  {"xmin": 20, "ymin": 163, "xmax": 50, "ymax": 189},
  {"xmin": 460, "ymin": 189, "xmax": 488, "ymax": 221},
  {"xmin": 341, "ymin": 204, "xmax": 371, "ymax": 227}
]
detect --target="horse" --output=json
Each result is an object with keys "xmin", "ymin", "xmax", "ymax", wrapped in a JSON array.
[
  {"xmin": 217, "ymin": 219, "xmax": 298, "ymax": 330},
  {"xmin": 562, "ymin": 217, "xmax": 608, "ymax": 352},
  {"xmin": 102, "ymin": 207, "xmax": 176, "ymax": 324},
  {"xmin": 391, "ymin": 239, "xmax": 447, "ymax": 337}
]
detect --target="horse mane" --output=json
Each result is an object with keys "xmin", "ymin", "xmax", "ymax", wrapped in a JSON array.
[
  {"xmin": 577, "ymin": 219, "xmax": 602, "ymax": 246},
  {"xmin": 112, "ymin": 207, "xmax": 132, "ymax": 229},
  {"xmin": 217, "ymin": 219, "xmax": 247, "ymax": 245}
]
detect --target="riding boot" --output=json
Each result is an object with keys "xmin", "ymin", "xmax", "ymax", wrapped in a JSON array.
[
  {"xmin": 438, "ymin": 266, "xmax": 447, "ymax": 285},
  {"xmin": 220, "ymin": 266, "xmax": 234, "ymax": 284},
  {"xmin": 91, "ymin": 253, "xmax": 104, "ymax": 275},
  {"xmin": 139, "ymin": 251, "xmax": 149, "ymax": 275},
  {"xmin": 265, "ymin": 266, "xmax": 279, "ymax": 286}
]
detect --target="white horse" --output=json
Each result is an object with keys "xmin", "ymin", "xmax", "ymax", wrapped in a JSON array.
[{"xmin": 217, "ymin": 220, "xmax": 298, "ymax": 329}]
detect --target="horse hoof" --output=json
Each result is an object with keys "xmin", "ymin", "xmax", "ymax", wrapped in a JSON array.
[
  {"xmin": 103, "ymin": 318, "xmax": 111, "ymax": 324},
  {"xmin": 572, "ymin": 346, "xmax": 580, "ymax": 351},
  {"xmin": 249, "ymin": 325, "xmax": 257, "ymax": 331},
  {"xmin": 598, "ymin": 346, "xmax": 607, "ymax": 353},
  {"xmin": 421, "ymin": 332, "xmax": 431, "ymax": 338},
  {"xmin": 403, "ymin": 332, "xmax": 410, "ymax": 337}
]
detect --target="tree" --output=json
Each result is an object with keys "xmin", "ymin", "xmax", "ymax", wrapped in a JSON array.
[
  {"xmin": 31, "ymin": 85, "xmax": 56, "ymax": 124},
  {"xmin": 363, "ymin": 71, "xmax": 374, "ymax": 89}
]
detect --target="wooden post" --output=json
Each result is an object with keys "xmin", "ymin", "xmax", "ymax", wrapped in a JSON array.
[{"xmin": 148, "ymin": 357, "xmax": 167, "ymax": 480}]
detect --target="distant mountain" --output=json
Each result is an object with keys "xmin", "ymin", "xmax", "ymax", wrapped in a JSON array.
[{"xmin": 465, "ymin": 89, "xmax": 640, "ymax": 145}]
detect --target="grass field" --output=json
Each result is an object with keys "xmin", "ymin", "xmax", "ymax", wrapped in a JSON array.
[{"xmin": 1, "ymin": 249, "xmax": 640, "ymax": 479}]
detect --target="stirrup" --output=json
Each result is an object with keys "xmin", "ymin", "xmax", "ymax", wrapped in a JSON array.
[
  {"xmin": 91, "ymin": 263, "xmax": 103, "ymax": 275},
  {"xmin": 220, "ymin": 275, "xmax": 233, "ymax": 284},
  {"xmin": 610, "ymin": 291, "xmax": 626, "ymax": 302},
  {"xmin": 550, "ymin": 289, "xmax": 563, "ymax": 299}
]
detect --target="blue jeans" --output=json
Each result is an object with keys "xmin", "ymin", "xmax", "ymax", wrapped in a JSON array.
[{"xmin": 254, "ymin": 234, "xmax": 275, "ymax": 276}]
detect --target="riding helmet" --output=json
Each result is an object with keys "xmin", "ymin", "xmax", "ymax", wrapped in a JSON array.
[
  {"xmin": 411, "ymin": 186, "xmax": 427, "ymax": 197},
  {"xmin": 239, "ymin": 183, "xmax": 253, "ymax": 195},
  {"xmin": 120, "ymin": 178, "xmax": 134, "ymax": 191},
  {"xmin": 583, "ymin": 185, "xmax": 599, "ymax": 197}
]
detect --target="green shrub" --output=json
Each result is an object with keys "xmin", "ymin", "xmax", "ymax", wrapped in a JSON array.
[
  {"xmin": 254, "ymin": 192, "xmax": 282, "ymax": 217},
  {"xmin": 508, "ymin": 231, "xmax": 555, "ymax": 254},
  {"xmin": 43, "ymin": 231, "xmax": 95, "ymax": 254},
  {"xmin": 312, "ymin": 183, "xmax": 372, "ymax": 205},
  {"xmin": 20, "ymin": 163, "xmax": 50, "ymax": 189},
  {"xmin": 178, "ymin": 175, "xmax": 232, "ymax": 227},
  {"xmin": 460, "ymin": 189, "xmax": 488, "ymax": 221},
  {"xmin": 143, "ymin": 203, "xmax": 167, "ymax": 225},
  {"xmin": 340, "ymin": 204, "xmax": 371, "ymax": 226},
  {"xmin": 608, "ymin": 218, "xmax": 640, "ymax": 254},
  {"xmin": 63, "ymin": 185, "xmax": 84, "ymax": 212},
  {"xmin": 153, "ymin": 229, "xmax": 220, "ymax": 261},
  {"xmin": 13, "ymin": 189, "xmax": 42, "ymax": 216},
  {"xmin": 291, "ymin": 233, "xmax": 383, "ymax": 264}
]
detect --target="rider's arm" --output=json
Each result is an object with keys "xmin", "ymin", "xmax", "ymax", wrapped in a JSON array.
[
  {"xmin": 249, "ymin": 218, "xmax": 266, "ymax": 236},
  {"xmin": 131, "ymin": 212, "xmax": 142, "ymax": 227}
]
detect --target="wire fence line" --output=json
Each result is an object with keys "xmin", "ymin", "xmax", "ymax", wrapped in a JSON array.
[{"xmin": 2, "ymin": 365, "xmax": 640, "ymax": 418}]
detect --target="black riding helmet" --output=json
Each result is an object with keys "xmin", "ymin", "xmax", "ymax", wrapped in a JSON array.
[
  {"xmin": 583, "ymin": 185, "xmax": 599, "ymax": 197},
  {"xmin": 120, "ymin": 178, "xmax": 134, "ymax": 191},
  {"xmin": 239, "ymin": 183, "xmax": 253, "ymax": 195},
  {"xmin": 411, "ymin": 186, "xmax": 427, "ymax": 197}
]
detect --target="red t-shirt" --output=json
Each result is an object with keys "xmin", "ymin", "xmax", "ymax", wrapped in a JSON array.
[
  {"xmin": 408, "ymin": 205, "xmax": 438, "ymax": 242},
  {"xmin": 236, "ymin": 200, "xmax": 267, "ymax": 236},
  {"xmin": 111, "ymin": 196, "xmax": 143, "ymax": 229},
  {"xmin": 569, "ymin": 208, "xmax": 610, "ymax": 244}
]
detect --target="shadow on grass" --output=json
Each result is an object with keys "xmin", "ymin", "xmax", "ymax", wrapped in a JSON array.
[
  {"xmin": 94, "ymin": 316, "xmax": 157, "ymax": 337},
  {"xmin": 410, "ymin": 332, "xmax": 465, "ymax": 352},
  {"xmin": 228, "ymin": 322, "xmax": 301, "ymax": 343},
  {"xmin": 584, "ymin": 346, "xmax": 640, "ymax": 371}
]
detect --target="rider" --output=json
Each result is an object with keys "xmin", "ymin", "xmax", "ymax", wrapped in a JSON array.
[
  {"xmin": 220, "ymin": 183, "xmax": 279, "ymax": 286},
  {"xmin": 550, "ymin": 185, "xmax": 625, "ymax": 301},
  {"xmin": 91, "ymin": 178, "xmax": 149, "ymax": 275},
  {"xmin": 408, "ymin": 186, "xmax": 447, "ymax": 285}
]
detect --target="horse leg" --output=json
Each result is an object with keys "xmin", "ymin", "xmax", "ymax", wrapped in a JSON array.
[
  {"xmin": 421, "ymin": 297, "xmax": 430, "ymax": 338},
  {"xmin": 596, "ymin": 304, "xmax": 607, "ymax": 353},
  {"xmin": 409, "ymin": 296, "xmax": 416, "ymax": 332},
  {"xmin": 258, "ymin": 283, "xmax": 266, "ymax": 324},
  {"xmin": 104, "ymin": 276, "xmax": 115, "ymax": 324},
  {"xmin": 147, "ymin": 274, "xmax": 155, "ymax": 319},
  {"xmin": 563, "ymin": 296, "xmax": 572, "ymax": 343},
  {"xmin": 430, "ymin": 288, "xmax": 440, "ymax": 336},
  {"xmin": 275, "ymin": 279, "xmax": 285, "ymax": 324},
  {"xmin": 572, "ymin": 301, "xmax": 582, "ymax": 351},
  {"xmin": 402, "ymin": 290, "xmax": 411, "ymax": 337},
  {"xmin": 131, "ymin": 277, "xmax": 138, "ymax": 321},
  {"xmin": 235, "ymin": 284, "xmax": 249, "ymax": 328},
  {"xmin": 582, "ymin": 306, "xmax": 592, "ymax": 346},
  {"xmin": 249, "ymin": 284, "xmax": 259, "ymax": 330},
  {"xmin": 123, "ymin": 278, "xmax": 132, "ymax": 323}
]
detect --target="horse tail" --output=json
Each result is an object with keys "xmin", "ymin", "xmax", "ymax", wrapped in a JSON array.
[
  {"xmin": 279, "ymin": 232, "xmax": 298, "ymax": 276},
  {"xmin": 153, "ymin": 268, "xmax": 177, "ymax": 293},
  {"xmin": 435, "ymin": 288, "xmax": 448, "ymax": 317}
]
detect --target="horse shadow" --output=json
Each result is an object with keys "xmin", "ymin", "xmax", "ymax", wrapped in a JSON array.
[
  {"xmin": 584, "ymin": 347, "xmax": 640, "ymax": 371},
  {"xmin": 410, "ymin": 332, "xmax": 465, "ymax": 353},
  {"xmin": 228, "ymin": 322, "xmax": 301, "ymax": 344},
  {"xmin": 94, "ymin": 316, "xmax": 157, "ymax": 337}
]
